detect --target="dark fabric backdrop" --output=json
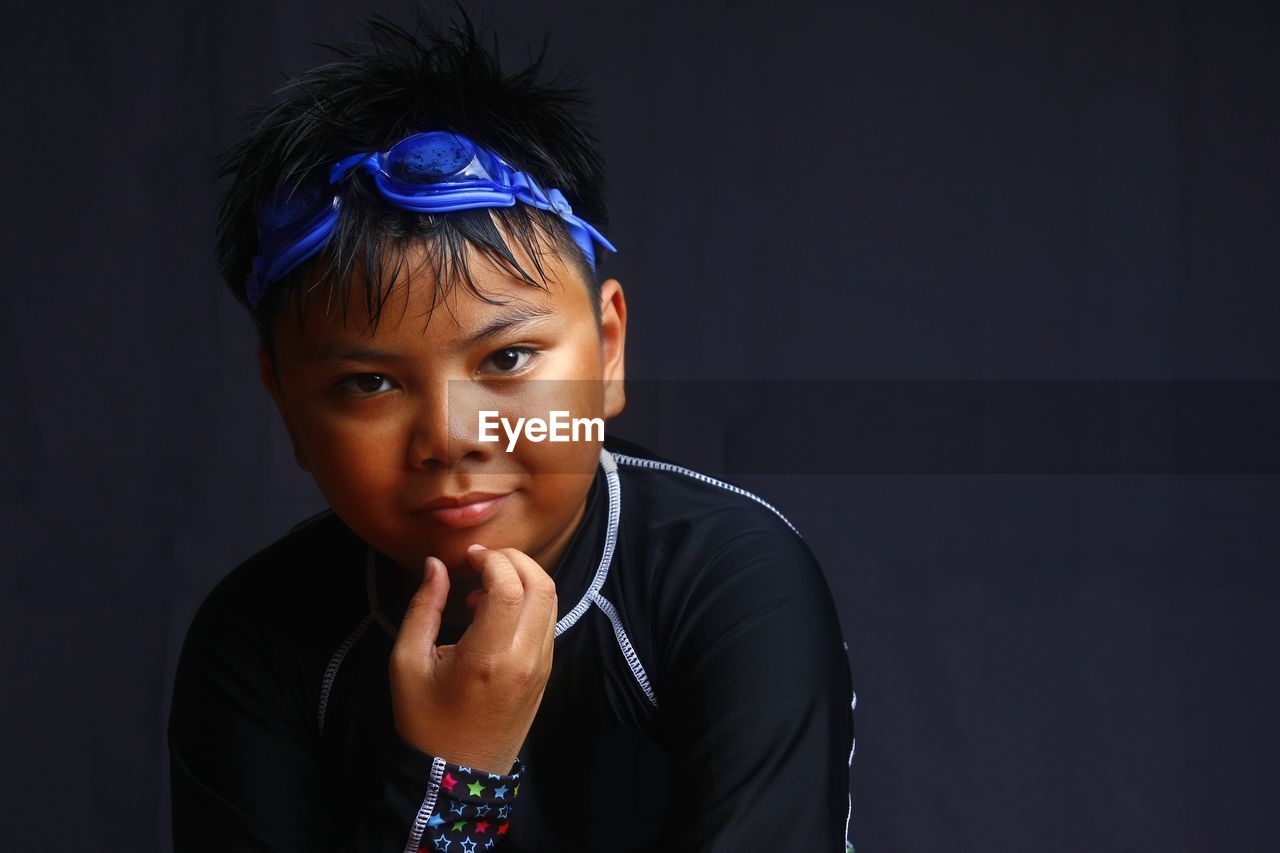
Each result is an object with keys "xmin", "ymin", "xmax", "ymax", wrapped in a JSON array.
[{"xmin": 3, "ymin": 1, "xmax": 1277, "ymax": 850}]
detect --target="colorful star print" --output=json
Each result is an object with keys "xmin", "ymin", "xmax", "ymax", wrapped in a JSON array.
[{"xmin": 420, "ymin": 758, "xmax": 525, "ymax": 852}]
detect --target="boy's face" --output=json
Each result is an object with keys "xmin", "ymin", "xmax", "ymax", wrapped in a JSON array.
[{"xmin": 258, "ymin": 235, "xmax": 626, "ymax": 599}]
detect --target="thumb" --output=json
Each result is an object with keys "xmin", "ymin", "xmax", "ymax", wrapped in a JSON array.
[{"xmin": 395, "ymin": 556, "xmax": 451, "ymax": 656}]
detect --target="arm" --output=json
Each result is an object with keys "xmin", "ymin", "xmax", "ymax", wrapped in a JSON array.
[
  {"xmin": 654, "ymin": 522, "xmax": 856, "ymax": 852},
  {"xmin": 167, "ymin": 572, "xmax": 528, "ymax": 853}
]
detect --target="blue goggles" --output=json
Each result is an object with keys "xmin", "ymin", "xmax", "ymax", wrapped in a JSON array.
[{"xmin": 246, "ymin": 130, "xmax": 617, "ymax": 308}]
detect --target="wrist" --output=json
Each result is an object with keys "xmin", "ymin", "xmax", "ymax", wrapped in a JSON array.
[
  {"xmin": 391, "ymin": 728, "xmax": 520, "ymax": 778},
  {"xmin": 435, "ymin": 751, "xmax": 521, "ymax": 777}
]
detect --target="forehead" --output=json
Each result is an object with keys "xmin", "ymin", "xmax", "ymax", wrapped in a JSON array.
[{"xmin": 273, "ymin": 228, "xmax": 592, "ymax": 349}]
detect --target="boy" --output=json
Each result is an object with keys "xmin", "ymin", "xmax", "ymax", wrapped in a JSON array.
[{"xmin": 168, "ymin": 9, "xmax": 856, "ymax": 852}]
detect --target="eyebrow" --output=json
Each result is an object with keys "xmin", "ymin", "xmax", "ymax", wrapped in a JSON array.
[
  {"xmin": 303, "ymin": 303, "xmax": 557, "ymax": 363},
  {"xmin": 304, "ymin": 343, "xmax": 404, "ymax": 364},
  {"xmin": 462, "ymin": 302, "xmax": 558, "ymax": 347}
]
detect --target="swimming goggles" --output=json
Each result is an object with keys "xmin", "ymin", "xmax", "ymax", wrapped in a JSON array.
[{"xmin": 246, "ymin": 130, "xmax": 618, "ymax": 307}]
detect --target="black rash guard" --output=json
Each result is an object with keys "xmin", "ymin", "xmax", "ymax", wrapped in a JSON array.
[{"xmin": 169, "ymin": 434, "xmax": 857, "ymax": 852}]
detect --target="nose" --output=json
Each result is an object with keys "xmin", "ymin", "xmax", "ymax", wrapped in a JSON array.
[{"xmin": 407, "ymin": 378, "xmax": 497, "ymax": 470}]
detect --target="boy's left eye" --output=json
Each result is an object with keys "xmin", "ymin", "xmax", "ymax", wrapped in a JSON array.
[{"xmin": 480, "ymin": 347, "xmax": 539, "ymax": 376}]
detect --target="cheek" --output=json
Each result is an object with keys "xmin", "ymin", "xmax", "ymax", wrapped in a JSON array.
[
  {"xmin": 303, "ymin": 416, "xmax": 405, "ymax": 499},
  {"xmin": 508, "ymin": 380, "xmax": 603, "ymax": 458},
  {"xmin": 477, "ymin": 374, "xmax": 604, "ymax": 447},
  {"xmin": 511, "ymin": 422, "xmax": 602, "ymax": 481},
  {"xmin": 516, "ymin": 470, "xmax": 597, "ymax": 538},
  {"xmin": 566, "ymin": 331, "xmax": 605, "ymax": 378}
]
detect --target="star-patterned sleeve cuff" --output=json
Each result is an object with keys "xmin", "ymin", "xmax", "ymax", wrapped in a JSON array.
[{"xmin": 421, "ymin": 758, "xmax": 524, "ymax": 852}]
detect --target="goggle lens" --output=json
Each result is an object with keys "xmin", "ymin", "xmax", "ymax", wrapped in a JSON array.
[
  {"xmin": 259, "ymin": 174, "xmax": 330, "ymax": 232},
  {"xmin": 385, "ymin": 131, "xmax": 489, "ymax": 184}
]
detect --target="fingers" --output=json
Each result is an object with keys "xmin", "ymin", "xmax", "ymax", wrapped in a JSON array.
[
  {"xmin": 508, "ymin": 547, "xmax": 557, "ymax": 652},
  {"xmin": 547, "ymin": 581, "xmax": 559, "ymax": 647},
  {"xmin": 460, "ymin": 545, "xmax": 556, "ymax": 658},
  {"xmin": 461, "ymin": 546, "xmax": 524, "ymax": 652},
  {"xmin": 392, "ymin": 557, "xmax": 450, "ymax": 666}
]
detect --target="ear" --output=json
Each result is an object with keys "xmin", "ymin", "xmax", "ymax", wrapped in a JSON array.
[
  {"xmin": 257, "ymin": 345, "xmax": 312, "ymax": 472},
  {"xmin": 597, "ymin": 278, "xmax": 627, "ymax": 419}
]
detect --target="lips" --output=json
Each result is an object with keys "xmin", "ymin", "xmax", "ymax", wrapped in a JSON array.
[{"xmin": 413, "ymin": 492, "xmax": 511, "ymax": 529}]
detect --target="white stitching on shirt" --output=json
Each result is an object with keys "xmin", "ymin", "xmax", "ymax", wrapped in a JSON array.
[
  {"xmin": 404, "ymin": 755, "xmax": 447, "ymax": 853},
  {"xmin": 317, "ymin": 612, "xmax": 375, "ymax": 735},
  {"xmin": 609, "ymin": 452, "xmax": 802, "ymax": 536},
  {"xmin": 554, "ymin": 448, "xmax": 659, "ymax": 708},
  {"xmin": 293, "ymin": 509, "xmax": 375, "ymax": 735},
  {"xmin": 554, "ymin": 447, "xmax": 621, "ymax": 636},
  {"xmin": 590, "ymin": 591, "xmax": 658, "ymax": 708},
  {"xmin": 846, "ymin": 690, "xmax": 857, "ymax": 851}
]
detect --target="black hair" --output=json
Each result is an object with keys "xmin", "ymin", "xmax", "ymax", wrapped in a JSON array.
[{"xmin": 213, "ymin": 3, "xmax": 610, "ymax": 358}]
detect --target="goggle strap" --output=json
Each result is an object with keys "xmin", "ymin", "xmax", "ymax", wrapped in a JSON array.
[
  {"xmin": 331, "ymin": 152, "xmax": 374, "ymax": 184},
  {"xmin": 248, "ymin": 134, "xmax": 616, "ymax": 308},
  {"xmin": 247, "ymin": 205, "xmax": 340, "ymax": 307}
]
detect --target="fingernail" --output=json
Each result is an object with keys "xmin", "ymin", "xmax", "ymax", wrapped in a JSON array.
[{"xmin": 467, "ymin": 543, "xmax": 485, "ymax": 553}]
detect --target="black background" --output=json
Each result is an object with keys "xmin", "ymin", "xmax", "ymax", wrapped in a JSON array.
[{"xmin": 3, "ymin": 1, "xmax": 1278, "ymax": 850}]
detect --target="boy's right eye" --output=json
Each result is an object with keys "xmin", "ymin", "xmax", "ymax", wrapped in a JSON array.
[{"xmin": 336, "ymin": 373, "xmax": 394, "ymax": 396}]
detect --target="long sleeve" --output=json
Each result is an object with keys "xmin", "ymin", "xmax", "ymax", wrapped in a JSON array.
[
  {"xmin": 652, "ymin": 518, "xmax": 856, "ymax": 852},
  {"xmin": 168, "ymin": 576, "xmax": 523, "ymax": 852},
  {"xmin": 409, "ymin": 756, "xmax": 525, "ymax": 852}
]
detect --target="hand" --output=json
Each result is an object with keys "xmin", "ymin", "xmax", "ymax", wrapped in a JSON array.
[{"xmin": 388, "ymin": 544, "xmax": 558, "ymax": 775}]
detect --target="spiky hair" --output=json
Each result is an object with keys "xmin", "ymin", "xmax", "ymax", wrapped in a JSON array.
[{"xmin": 213, "ymin": 3, "xmax": 611, "ymax": 353}]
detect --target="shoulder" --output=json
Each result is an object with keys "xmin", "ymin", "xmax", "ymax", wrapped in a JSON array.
[
  {"xmin": 600, "ymin": 436, "xmax": 847, "ymax": 694},
  {"xmin": 201, "ymin": 509, "xmax": 360, "ymax": 607},
  {"xmin": 169, "ymin": 510, "xmax": 370, "ymax": 762},
  {"xmin": 178, "ymin": 509, "xmax": 368, "ymax": 669},
  {"xmin": 606, "ymin": 432, "xmax": 799, "ymax": 530},
  {"xmin": 602, "ymin": 435, "xmax": 829, "ymax": 609}
]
